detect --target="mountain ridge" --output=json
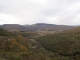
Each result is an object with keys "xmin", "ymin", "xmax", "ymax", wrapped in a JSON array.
[{"xmin": 0, "ymin": 23, "xmax": 75, "ymax": 31}]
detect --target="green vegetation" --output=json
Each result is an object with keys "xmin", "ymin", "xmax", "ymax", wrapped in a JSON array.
[
  {"xmin": 0, "ymin": 28, "xmax": 47, "ymax": 60},
  {"xmin": 38, "ymin": 27, "xmax": 80, "ymax": 59},
  {"xmin": 1, "ymin": 26, "xmax": 80, "ymax": 60},
  {"xmin": 0, "ymin": 28, "xmax": 12, "ymax": 36}
]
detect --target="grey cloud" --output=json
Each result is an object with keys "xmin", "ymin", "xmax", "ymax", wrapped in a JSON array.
[{"xmin": 0, "ymin": 0, "xmax": 80, "ymax": 25}]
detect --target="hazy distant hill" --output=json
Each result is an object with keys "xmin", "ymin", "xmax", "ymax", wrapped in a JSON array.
[
  {"xmin": 0, "ymin": 23, "xmax": 75, "ymax": 31},
  {"xmin": 25, "ymin": 23, "xmax": 56, "ymax": 31},
  {"xmin": 25, "ymin": 23, "xmax": 75, "ymax": 31},
  {"xmin": 0, "ymin": 24, "xmax": 26, "ymax": 31}
]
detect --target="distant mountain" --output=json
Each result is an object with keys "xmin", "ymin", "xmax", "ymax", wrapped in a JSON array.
[
  {"xmin": 0, "ymin": 23, "xmax": 75, "ymax": 31},
  {"xmin": 0, "ymin": 24, "xmax": 26, "ymax": 31},
  {"xmin": 24, "ymin": 23, "xmax": 75, "ymax": 31},
  {"xmin": 35, "ymin": 23, "xmax": 56, "ymax": 26},
  {"xmin": 25, "ymin": 23, "xmax": 56, "ymax": 31}
]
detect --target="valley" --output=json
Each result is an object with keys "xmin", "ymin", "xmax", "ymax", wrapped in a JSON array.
[{"xmin": 0, "ymin": 23, "xmax": 80, "ymax": 60}]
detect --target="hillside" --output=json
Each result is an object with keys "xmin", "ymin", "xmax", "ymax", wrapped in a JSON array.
[
  {"xmin": 38, "ymin": 27, "xmax": 80, "ymax": 59},
  {"xmin": 0, "ymin": 28, "xmax": 12, "ymax": 36},
  {"xmin": 1, "ymin": 27, "xmax": 80, "ymax": 60},
  {"xmin": 0, "ymin": 28, "xmax": 52, "ymax": 60}
]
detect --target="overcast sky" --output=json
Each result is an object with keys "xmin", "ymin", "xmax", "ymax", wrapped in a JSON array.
[{"xmin": 0, "ymin": 0, "xmax": 80, "ymax": 25}]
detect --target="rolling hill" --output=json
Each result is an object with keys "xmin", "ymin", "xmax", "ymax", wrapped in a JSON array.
[{"xmin": 0, "ymin": 23, "xmax": 75, "ymax": 32}]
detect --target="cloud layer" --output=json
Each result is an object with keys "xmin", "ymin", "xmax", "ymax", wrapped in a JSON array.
[{"xmin": 0, "ymin": 0, "xmax": 80, "ymax": 25}]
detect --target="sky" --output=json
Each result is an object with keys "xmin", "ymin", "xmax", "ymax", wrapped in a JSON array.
[{"xmin": 0, "ymin": 0, "xmax": 80, "ymax": 25}]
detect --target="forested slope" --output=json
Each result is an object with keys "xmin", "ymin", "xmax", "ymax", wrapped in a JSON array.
[
  {"xmin": 38, "ymin": 27, "xmax": 80, "ymax": 56},
  {"xmin": 0, "ymin": 28, "xmax": 47, "ymax": 60}
]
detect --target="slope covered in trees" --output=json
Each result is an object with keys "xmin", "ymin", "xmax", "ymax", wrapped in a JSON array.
[
  {"xmin": 38, "ymin": 27, "xmax": 80, "ymax": 57},
  {"xmin": 0, "ymin": 28, "xmax": 12, "ymax": 36},
  {"xmin": 0, "ymin": 28, "xmax": 50, "ymax": 60},
  {"xmin": 1, "ymin": 27, "xmax": 80, "ymax": 60}
]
